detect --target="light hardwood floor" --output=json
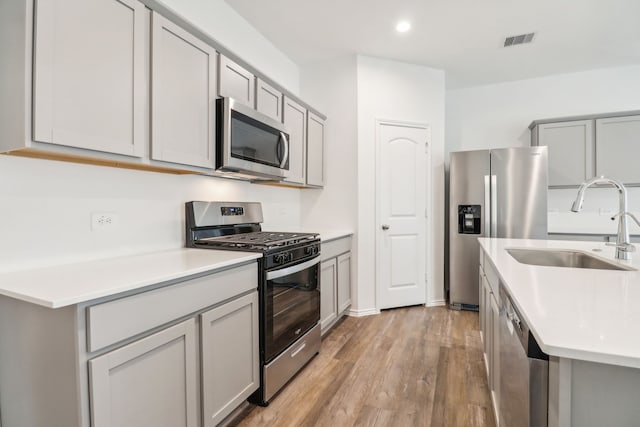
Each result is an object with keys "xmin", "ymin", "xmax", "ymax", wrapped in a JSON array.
[{"xmin": 233, "ymin": 306, "xmax": 496, "ymax": 427}]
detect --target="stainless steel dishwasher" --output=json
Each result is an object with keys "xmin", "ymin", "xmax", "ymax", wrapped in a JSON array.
[{"xmin": 499, "ymin": 284, "xmax": 549, "ymax": 426}]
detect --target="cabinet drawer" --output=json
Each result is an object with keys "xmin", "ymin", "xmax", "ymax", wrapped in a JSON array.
[
  {"xmin": 479, "ymin": 250, "xmax": 485, "ymax": 270},
  {"xmin": 87, "ymin": 263, "xmax": 257, "ymax": 352},
  {"xmin": 321, "ymin": 236, "xmax": 352, "ymax": 261}
]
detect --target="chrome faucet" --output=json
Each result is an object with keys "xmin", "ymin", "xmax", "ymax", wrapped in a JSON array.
[{"xmin": 571, "ymin": 176, "xmax": 640, "ymax": 260}]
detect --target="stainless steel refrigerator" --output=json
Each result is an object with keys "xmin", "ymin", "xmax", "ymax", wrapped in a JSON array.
[{"xmin": 448, "ymin": 146, "xmax": 548, "ymax": 310}]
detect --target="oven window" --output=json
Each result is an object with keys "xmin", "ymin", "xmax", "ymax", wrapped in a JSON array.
[
  {"xmin": 265, "ymin": 262, "xmax": 319, "ymax": 362},
  {"xmin": 231, "ymin": 110, "xmax": 287, "ymax": 168}
]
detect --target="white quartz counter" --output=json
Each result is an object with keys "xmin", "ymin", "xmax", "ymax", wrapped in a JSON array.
[
  {"xmin": 479, "ymin": 237, "xmax": 640, "ymax": 369},
  {"xmin": 0, "ymin": 249, "xmax": 261, "ymax": 309},
  {"xmin": 317, "ymin": 230, "xmax": 353, "ymax": 242}
]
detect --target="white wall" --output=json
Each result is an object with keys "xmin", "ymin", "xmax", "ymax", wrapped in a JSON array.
[
  {"xmin": 299, "ymin": 55, "xmax": 359, "ymax": 304},
  {"xmin": 299, "ymin": 56, "xmax": 358, "ymax": 231},
  {"xmin": 446, "ymin": 65, "xmax": 640, "ymax": 235},
  {"xmin": 158, "ymin": 0, "xmax": 300, "ymax": 94},
  {"xmin": 0, "ymin": 0, "xmax": 303, "ymax": 273},
  {"xmin": 356, "ymin": 56, "xmax": 446, "ymax": 310},
  {"xmin": 0, "ymin": 156, "xmax": 300, "ymax": 273}
]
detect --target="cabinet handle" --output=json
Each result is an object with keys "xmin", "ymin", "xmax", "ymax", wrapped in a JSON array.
[{"xmin": 381, "ymin": 224, "xmax": 390, "ymax": 230}]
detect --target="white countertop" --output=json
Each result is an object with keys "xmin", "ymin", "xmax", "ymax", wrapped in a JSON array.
[
  {"xmin": 317, "ymin": 230, "xmax": 353, "ymax": 242},
  {"xmin": 0, "ymin": 249, "xmax": 261, "ymax": 309},
  {"xmin": 479, "ymin": 237, "xmax": 640, "ymax": 369}
]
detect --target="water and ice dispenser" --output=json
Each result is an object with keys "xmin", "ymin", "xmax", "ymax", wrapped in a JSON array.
[{"xmin": 458, "ymin": 205, "xmax": 481, "ymax": 234}]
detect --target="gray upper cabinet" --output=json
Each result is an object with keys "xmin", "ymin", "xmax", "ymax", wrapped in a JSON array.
[
  {"xmin": 151, "ymin": 12, "xmax": 217, "ymax": 168},
  {"xmin": 256, "ymin": 78, "xmax": 283, "ymax": 122},
  {"xmin": 200, "ymin": 291, "xmax": 259, "ymax": 427},
  {"xmin": 595, "ymin": 115, "xmax": 640, "ymax": 184},
  {"xmin": 532, "ymin": 120, "xmax": 593, "ymax": 187},
  {"xmin": 33, "ymin": 0, "xmax": 145, "ymax": 157},
  {"xmin": 306, "ymin": 112, "xmax": 325, "ymax": 187},
  {"xmin": 531, "ymin": 111, "xmax": 640, "ymax": 187},
  {"xmin": 218, "ymin": 55, "xmax": 255, "ymax": 107},
  {"xmin": 89, "ymin": 318, "xmax": 198, "ymax": 427},
  {"xmin": 282, "ymin": 97, "xmax": 307, "ymax": 185}
]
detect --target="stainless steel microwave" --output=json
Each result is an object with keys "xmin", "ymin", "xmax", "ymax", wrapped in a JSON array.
[{"xmin": 215, "ymin": 97, "xmax": 290, "ymax": 181}]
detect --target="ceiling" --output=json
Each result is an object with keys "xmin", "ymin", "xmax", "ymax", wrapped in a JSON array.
[{"xmin": 225, "ymin": 0, "xmax": 640, "ymax": 89}]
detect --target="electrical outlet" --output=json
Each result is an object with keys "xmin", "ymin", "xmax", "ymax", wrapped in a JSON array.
[{"xmin": 91, "ymin": 212, "xmax": 118, "ymax": 230}]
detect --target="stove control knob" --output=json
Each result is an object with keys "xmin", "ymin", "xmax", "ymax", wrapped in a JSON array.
[
  {"xmin": 313, "ymin": 246, "xmax": 319, "ymax": 255},
  {"xmin": 274, "ymin": 254, "xmax": 284, "ymax": 264},
  {"xmin": 304, "ymin": 247, "xmax": 313, "ymax": 255}
]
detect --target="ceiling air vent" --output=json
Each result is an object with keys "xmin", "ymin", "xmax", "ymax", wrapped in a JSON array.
[{"xmin": 504, "ymin": 32, "xmax": 535, "ymax": 47}]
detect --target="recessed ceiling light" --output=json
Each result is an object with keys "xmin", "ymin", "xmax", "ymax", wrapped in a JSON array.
[{"xmin": 396, "ymin": 21, "xmax": 411, "ymax": 33}]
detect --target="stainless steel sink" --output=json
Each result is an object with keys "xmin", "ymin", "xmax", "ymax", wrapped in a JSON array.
[{"xmin": 506, "ymin": 248, "xmax": 635, "ymax": 271}]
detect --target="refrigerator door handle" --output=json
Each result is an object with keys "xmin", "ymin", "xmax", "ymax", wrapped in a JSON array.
[
  {"xmin": 484, "ymin": 175, "xmax": 491, "ymax": 236},
  {"xmin": 491, "ymin": 175, "xmax": 498, "ymax": 237}
]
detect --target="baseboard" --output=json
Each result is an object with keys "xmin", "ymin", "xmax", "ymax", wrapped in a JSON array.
[
  {"xmin": 425, "ymin": 299, "xmax": 447, "ymax": 307},
  {"xmin": 347, "ymin": 307, "xmax": 380, "ymax": 317}
]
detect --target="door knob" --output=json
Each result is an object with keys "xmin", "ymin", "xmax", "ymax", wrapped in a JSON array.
[{"xmin": 381, "ymin": 224, "xmax": 390, "ymax": 230}]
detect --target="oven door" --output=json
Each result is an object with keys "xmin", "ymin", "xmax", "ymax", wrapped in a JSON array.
[{"xmin": 264, "ymin": 256, "xmax": 320, "ymax": 362}]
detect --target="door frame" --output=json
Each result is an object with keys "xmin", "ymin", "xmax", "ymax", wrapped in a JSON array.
[{"xmin": 374, "ymin": 118, "xmax": 432, "ymax": 310}]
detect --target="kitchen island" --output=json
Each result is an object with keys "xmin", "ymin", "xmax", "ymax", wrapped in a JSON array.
[{"xmin": 479, "ymin": 237, "xmax": 640, "ymax": 427}]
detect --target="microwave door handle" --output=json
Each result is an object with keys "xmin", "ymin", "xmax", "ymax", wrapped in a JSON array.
[{"xmin": 279, "ymin": 132, "xmax": 289, "ymax": 168}]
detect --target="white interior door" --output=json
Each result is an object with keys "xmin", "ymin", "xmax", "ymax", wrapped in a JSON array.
[{"xmin": 376, "ymin": 120, "xmax": 430, "ymax": 310}]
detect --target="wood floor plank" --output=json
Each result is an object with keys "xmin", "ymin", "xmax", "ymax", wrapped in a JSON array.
[{"xmin": 233, "ymin": 306, "xmax": 496, "ymax": 427}]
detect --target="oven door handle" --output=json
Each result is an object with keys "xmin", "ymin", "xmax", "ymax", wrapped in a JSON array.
[{"xmin": 266, "ymin": 255, "xmax": 321, "ymax": 280}]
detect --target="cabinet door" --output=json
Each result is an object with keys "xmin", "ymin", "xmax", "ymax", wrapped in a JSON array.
[
  {"xmin": 218, "ymin": 55, "xmax": 255, "ymax": 107},
  {"xmin": 595, "ymin": 115, "xmax": 640, "ymax": 184},
  {"xmin": 33, "ymin": 0, "xmax": 145, "ymax": 157},
  {"xmin": 89, "ymin": 319, "xmax": 198, "ymax": 427},
  {"xmin": 479, "ymin": 266, "xmax": 485, "ymax": 344},
  {"xmin": 201, "ymin": 292, "xmax": 259, "ymax": 427},
  {"xmin": 535, "ymin": 120, "xmax": 593, "ymax": 187},
  {"xmin": 256, "ymin": 78, "xmax": 283, "ymax": 122},
  {"xmin": 482, "ymin": 275, "xmax": 492, "ymax": 378},
  {"xmin": 320, "ymin": 258, "xmax": 337, "ymax": 334},
  {"xmin": 282, "ymin": 97, "xmax": 307, "ymax": 185},
  {"xmin": 337, "ymin": 252, "xmax": 352, "ymax": 314},
  {"xmin": 306, "ymin": 111, "xmax": 325, "ymax": 187},
  {"xmin": 490, "ymin": 292, "xmax": 501, "ymax": 414},
  {"xmin": 151, "ymin": 13, "xmax": 216, "ymax": 168}
]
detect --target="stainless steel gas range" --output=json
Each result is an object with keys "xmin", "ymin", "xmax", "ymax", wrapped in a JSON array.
[{"xmin": 185, "ymin": 201, "xmax": 321, "ymax": 405}]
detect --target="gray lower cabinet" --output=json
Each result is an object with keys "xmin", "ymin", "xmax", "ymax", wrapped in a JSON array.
[
  {"xmin": 320, "ymin": 235, "xmax": 353, "ymax": 335},
  {"xmin": 151, "ymin": 12, "xmax": 217, "ymax": 168},
  {"xmin": 320, "ymin": 258, "xmax": 338, "ymax": 332},
  {"xmin": 89, "ymin": 319, "xmax": 199, "ymax": 427},
  {"xmin": 337, "ymin": 252, "xmax": 352, "ymax": 314},
  {"xmin": 479, "ymin": 251, "xmax": 500, "ymax": 424},
  {"xmin": 0, "ymin": 262, "xmax": 258, "ymax": 427},
  {"xmin": 201, "ymin": 292, "xmax": 259, "ymax": 427}
]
